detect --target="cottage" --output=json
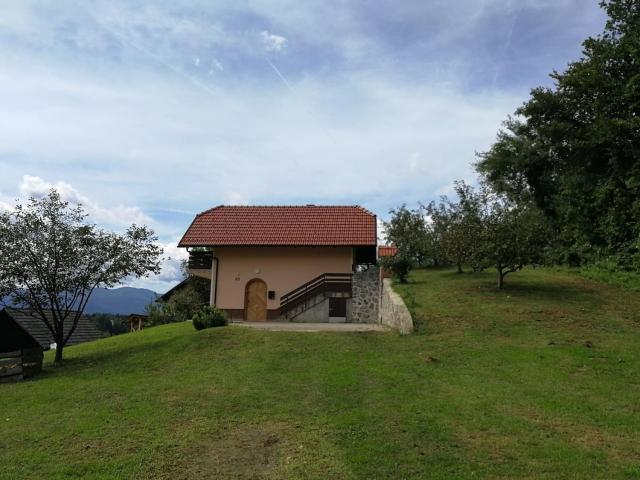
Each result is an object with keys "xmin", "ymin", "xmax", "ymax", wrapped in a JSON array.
[
  {"xmin": 178, "ymin": 205, "xmax": 379, "ymax": 323},
  {"xmin": 0, "ymin": 312, "xmax": 43, "ymax": 382},
  {"xmin": 0, "ymin": 308, "xmax": 103, "ymax": 350},
  {"xmin": 158, "ymin": 278, "xmax": 191, "ymax": 302},
  {"xmin": 0, "ymin": 308, "xmax": 103, "ymax": 381}
]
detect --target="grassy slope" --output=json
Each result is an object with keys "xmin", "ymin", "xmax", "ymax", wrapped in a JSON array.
[
  {"xmin": 1, "ymin": 268, "xmax": 639, "ymax": 479},
  {"xmin": 575, "ymin": 261, "xmax": 640, "ymax": 290}
]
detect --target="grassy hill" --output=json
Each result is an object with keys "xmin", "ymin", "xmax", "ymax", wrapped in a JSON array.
[{"xmin": 1, "ymin": 268, "xmax": 639, "ymax": 479}]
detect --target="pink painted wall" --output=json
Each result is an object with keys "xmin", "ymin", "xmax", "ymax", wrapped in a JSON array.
[{"xmin": 214, "ymin": 246, "xmax": 353, "ymax": 310}]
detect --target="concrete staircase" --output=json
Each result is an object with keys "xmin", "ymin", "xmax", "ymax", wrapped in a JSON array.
[{"xmin": 279, "ymin": 273, "xmax": 352, "ymax": 321}]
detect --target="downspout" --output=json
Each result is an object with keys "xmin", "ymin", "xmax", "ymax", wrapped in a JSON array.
[
  {"xmin": 214, "ymin": 257, "xmax": 219, "ymax": 305},
  {"xmin": 209, "ymin": 256, "xmax": 219, "ymax": 306}
]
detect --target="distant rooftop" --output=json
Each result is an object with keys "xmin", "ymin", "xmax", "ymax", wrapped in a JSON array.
[
  {"xmin": 1, "ymin": 308, "xmax": 102, "ymax": 350},
  {"xmin": 378, "ymin": 245, "xmax": 398, "ymax": 257}
]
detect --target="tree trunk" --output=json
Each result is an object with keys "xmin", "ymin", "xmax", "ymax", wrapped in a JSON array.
[
  {"xmin": 54, "ymin": 345, "xmax": 64, "ymax": 364},
  {"xmin": 54, "ymin": 336, "xmax": 64, "ymax": 365},
  {"xmin": 497, "ymin": 269, "xmax": 505, "ymax": 289},
  {"xmin": 456, "ymin": 261, "xmax": 463, "ymax": 274}
]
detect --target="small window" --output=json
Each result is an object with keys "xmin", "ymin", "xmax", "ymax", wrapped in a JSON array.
[{"xmin": 268, "ymin": 290, "xmax": 276, "ymax": 300}]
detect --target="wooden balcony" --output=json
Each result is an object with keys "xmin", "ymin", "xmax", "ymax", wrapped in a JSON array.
[{"xmin": 188, "ymin": 250, "xmax": 213, "ymax": 270}]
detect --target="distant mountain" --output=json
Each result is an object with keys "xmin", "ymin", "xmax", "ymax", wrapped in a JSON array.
[
  {"xmin": 85, "ymin": 287, "xmax": 159, "ymax": 315},
  {"xmin": 2, "ymin": 287, "xmax": 158, "ymax": 315}
]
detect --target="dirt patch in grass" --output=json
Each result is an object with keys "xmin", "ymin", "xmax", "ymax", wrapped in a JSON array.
[
  {"xmin": 523, "ymin": 413, "xmax": 640, "ymax": 463},
  {"xmin": 154, "ymin": 422, "xmax": 296, "ymax": 480},
  {"xmin": 525, "ymin": 307, "xmax": 600, "ymax": 334},
  {"xmin": 461, "ymin": 406, "xmax": 640, "ymax": 467},
  {"xmin": 461, "ymin": 429, "xmax": 511, "ymax": 461},
  {"xmin": 459, "ymin": 418, "xmax": 640, "ymax": 478},
  {"xmin": 528, "ymin": 307, "xmax": 578, "ymax": 323}
]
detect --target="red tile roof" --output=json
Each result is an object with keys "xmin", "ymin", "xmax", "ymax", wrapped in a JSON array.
[
  {"xmin": 179, "ymin": 205, "xmax": 377, "ymax": 247},
  {"xmin": 378, "ymin": 245, "xmax": 398, "ymax": 257}
]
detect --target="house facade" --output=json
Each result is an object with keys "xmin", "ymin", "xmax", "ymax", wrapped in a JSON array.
[{"xmin": 178, "ymin": 205, "xmax": 379, "ymax": 323}]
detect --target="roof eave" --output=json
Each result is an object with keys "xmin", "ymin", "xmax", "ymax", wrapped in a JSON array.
[{"xmin": 179, "ymin": 242, "xmax": 377, "ymax": 248}]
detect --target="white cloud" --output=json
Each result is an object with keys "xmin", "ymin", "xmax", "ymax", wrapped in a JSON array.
[
  {"xmin": 209, "ymin": 59, "xmax": 224, "ymax": 73},
  {"xmin": 434, "ymin": 183, "xmax": 456, "ymax": 197},
  {"xmin": 5, "ymin": 174, "xmax": 183, "ymax": 292},
  {"xmin": 20, "ymin": 175, "xmax": 83, "ymax": 204},
  {"xmin": 18, "ymin": 175, "xmax": 153, "ymax": 228},
  {"xmin": 225, "ymin": 192, "xmax": 249, "ymax": 205},
  {"xmin": 155, "ymin": 242, "xmax": 188, "ymax": 280},
  {"xmin": 377, "ymin": 217, "xmax": 386, "ymax": 245},
  {"xmin": 0, "ymin": 196, "xmax": 13, "ymax": 212},
  {"xmin": 261, "ymin": 30, "xmax": 287, "ymax": 52},
  {"xmin": 0, "ymin": 57, "xmax": 520, "ymax": 217},
  {"xmin": 125, "ymin": 240, "xmax": 188, "ymax": 292}
]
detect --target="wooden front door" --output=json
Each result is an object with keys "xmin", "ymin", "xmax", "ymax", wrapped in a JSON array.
[{"xmin": 245, "ymin": 279, "xmax": 267, "ymax": 321}]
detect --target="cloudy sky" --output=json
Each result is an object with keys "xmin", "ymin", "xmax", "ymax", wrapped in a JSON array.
[{"xmin": 1, "ymin": 0, "xmax": 605, "ymax": 291}]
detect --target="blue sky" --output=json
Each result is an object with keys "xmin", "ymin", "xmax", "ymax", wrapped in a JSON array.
[{"xmin": 0, "ymin": 0, "xmax": 605, "ymax": 291}]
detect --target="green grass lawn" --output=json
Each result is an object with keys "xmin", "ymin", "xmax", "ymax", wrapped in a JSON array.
[{"xmin": 2, "ymin": 268, "xmax": 639, "ymax": 479}]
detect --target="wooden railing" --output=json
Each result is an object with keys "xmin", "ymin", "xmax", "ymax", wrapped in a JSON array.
[
  {"xmin": 188, "ymin": 250, "xmax": 214, "ymax": 270},
  {"xmin": 279, "ymin": 273, "xmax": 352, "ymax": 314}
]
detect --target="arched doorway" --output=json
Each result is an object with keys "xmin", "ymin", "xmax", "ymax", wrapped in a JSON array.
[{"xmin": 245, "ymin": 279, "xmax": 267, "ymax": 321}]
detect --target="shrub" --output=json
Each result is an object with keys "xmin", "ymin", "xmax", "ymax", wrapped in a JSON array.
[
  {"xmin": 89, "ymin": 314, "xmax": 128, "ymax": 336},
  {"xmin": 146, "ymin": 301, "xmax": 177, "ymax": 326},
  {"xmin": 578, "ymin": 259, "xmax": 640, "ymax": 290},
  {"xmin": 381, "ymin": 254, "xmax": 413, "ymax": 283},
  {"xmin": 192, "ymin": 306, "xmax": 228, "ymax": 330},
  {"xmin": 166, "ymin": 278, "xmax": 210, "ymax": 322},
  {"xmin": 147, "ymin": 276, "xmax": 210, "ymax": 327}
]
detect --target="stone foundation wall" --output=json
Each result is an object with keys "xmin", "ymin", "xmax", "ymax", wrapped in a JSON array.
[
  {"xmin": 379, "ymin": 279, "xmax": 413, "ymax": 334},
  {"xmin": 349, "ymin": 266, "xmax": 380, "ymax": 323}
]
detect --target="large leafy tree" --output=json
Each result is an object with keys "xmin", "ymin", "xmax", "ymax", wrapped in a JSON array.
[
  {"xmin": 477, "ymin": 0, "xmax": 640, "ymax": 266},
  {"xmin": 424, "ymin": 181, "xmax": 487, "ymax": 273},
  {"xmin": 0, "ymin": 190, "xmax": 162, "ymax": 363},
  {"xmin": 382, "ymin": 205, "xmax": 429, "ymax": 283},
  {"xmin": 483, "ymin": 196, "xmax": 552, "ymax": 289},
  {"xmin": 383, "ymin": 205, "xmax": 431, "ymax": 265}
]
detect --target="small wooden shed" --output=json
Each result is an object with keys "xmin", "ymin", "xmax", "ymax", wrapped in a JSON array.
[
  {"xmin": 126, "ymin": 314, "xmax": 149, "ymax": 332},
  {"xmin": 0, "ymin": 308, "xmax": 103, "ymax": 382},
  {"xmin": 0, "ymin": 311, "xmax": 44, "ymax": 382}
]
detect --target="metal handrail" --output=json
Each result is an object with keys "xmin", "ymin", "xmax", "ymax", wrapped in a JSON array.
[{"xmin": 279, "ymin": 273, "xmax": 352, "ymax": 312}]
